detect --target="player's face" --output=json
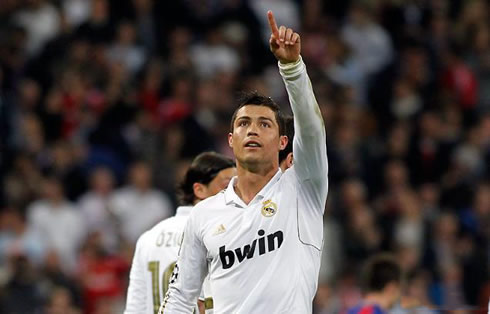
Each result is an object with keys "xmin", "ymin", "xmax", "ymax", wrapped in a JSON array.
[
  {"xmin": 205, "ymin": 167, "xmax": 236, "ymax": 197},
  {"xmin": 228, "ymin": 105, "xmax": 287, "ymax": 168}
]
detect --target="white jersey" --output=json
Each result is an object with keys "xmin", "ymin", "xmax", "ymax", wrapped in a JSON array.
[
  {"xmin": 125, "ymin": 206, "xmax": 196, "ymax": 314},
  {"xmin": 160, "ymin": 58, "xmax": 328, "ymax": 314}
]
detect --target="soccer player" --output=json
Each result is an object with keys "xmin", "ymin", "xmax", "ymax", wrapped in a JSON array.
[
  {"xmin": 279, "ymin": 115, "xmax": 294, "ymax": 172},
  {"xmin": 348, "ymin": 254, "xmax": 403, "ymax": 314},
  {"xmin": 124, "ymin": 152, "xmax": 236, "ymax": 314},
  {"xmin": 159, "ymin": 10, "xmax": 328, "ymax": 313}
]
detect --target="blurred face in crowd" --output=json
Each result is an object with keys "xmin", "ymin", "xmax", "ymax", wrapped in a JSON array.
[
  {"xmin": 228, "ymin": 105, "xmax": 287, "ymax": 172},
  {"xmin": 349, "ymin": 4, "xmax": 371, "ymax": 26},
  {"xmin": 474, "ymin": 183, "xmax": 490, "ymax": 215},
  {"xmin": 42, "ymin": 179, "xmax": 64, "ymax": 203},
  {"xmin": 91, "ymin": 167, "xmax": 115, "ymax": 196},
  {"xmin": 435, "ymin": 213, "xmax": 458, "ymax": 240},
  {"xmin": 384, "ymin": 160, "xmax": 409, "ymax": 189},
  {"xmin": 91, "ymin": 0, "xmax": 108, "ymax": 21},
  {"xmin": 341, "ymin": 179, "xmax": 366, "ymax": 209},
  {"xmin": 129, "ymin": 162, "xmax": 151, "ymax": 191},
  {"xmin": 117, "ymin": 22, "xmax": 136, "ymax": 45},
  {"xmin": 45, "ymin": 288, "xmax": 74, "ymax": 314},
  {"xmin": 193, "ymin": 167, "xmax": 237, "ymax": 203}
]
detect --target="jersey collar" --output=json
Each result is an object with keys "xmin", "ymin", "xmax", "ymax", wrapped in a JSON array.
[
  {"xmin": 175, "ymin": 206, "xmax": 193, "ymax": 217},
  {"xmin": 224, "ymin": 169, "xmax": 282, "ymax": 207}
]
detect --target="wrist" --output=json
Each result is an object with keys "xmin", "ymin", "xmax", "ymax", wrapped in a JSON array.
[
  {"xmin": 279, "ymin": 57, "xmax": 301, "ymax": 65},
  {"xmin": 278, "ymin": 56, "xmax": 304, "ymax": 77}
]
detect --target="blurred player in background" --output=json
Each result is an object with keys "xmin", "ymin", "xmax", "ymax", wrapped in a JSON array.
[
  {"xmin": 124, "ymin": 152, "xmax": 236, "ymax": 314},
  {"xmin": 160, "ymin": 10, "xmax": 328, "ymax": 313},
  {"xmin": 348, "ymin": 254, "xmax": 403, "ymax": 314}
]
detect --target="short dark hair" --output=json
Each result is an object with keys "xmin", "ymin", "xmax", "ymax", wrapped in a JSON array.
[
  {"xmin": 230, "ymin": 91, "xmax": 285, "ymax": 136},
  {"xmin": 279, "ymin": 115, "xmax": 294, "ymax": 163},
  {"xmin": 361, "ymin": 254, "xmax": 402, "ymax": 293},
  {"xmin": 177, "ymin": 152, "xmax": 235, "ymax": 205}
]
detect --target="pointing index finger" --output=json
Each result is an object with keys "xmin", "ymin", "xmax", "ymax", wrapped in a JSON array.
[{"xmin": 267, "ymin": 10, "xmax": 279, "ymax": 37}]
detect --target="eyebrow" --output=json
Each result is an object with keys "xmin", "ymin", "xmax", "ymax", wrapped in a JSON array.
[{"xmin": 236, "ymin": 116, "xmax": 275, "ymax": 123}]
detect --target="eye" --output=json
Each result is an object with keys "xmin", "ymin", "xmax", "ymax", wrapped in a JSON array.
[
  {"xmin": 261, "ymin": 122, "xmax": 271, "ymax": 128},
  {"xmin": 238, "ymin": 120, "xmax": 248, "ymax": 127}
]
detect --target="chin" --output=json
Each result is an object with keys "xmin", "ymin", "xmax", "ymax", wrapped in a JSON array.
[
  {"xmin": 242, "ymin": 155, "xmax": 262, "ymax": 164},
  {"xmin": 236, "ymin": 153, "xmax": 261, "ymax": 165}
]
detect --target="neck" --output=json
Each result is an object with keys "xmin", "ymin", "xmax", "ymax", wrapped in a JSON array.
[
  {"xmin": 49, "ymin": 198, "xmax": 63, "ymax": 207},
  {"xmin": 13, "ymin": 223, "xmax": 26, "ymax": 235},
  {"xmin": 234, "ymin": 162, "xmax": 278, "ymax": 205},
  {"xmin": 134, "ymin": 185, "xmax": 149, "ymax": 193},
  {"xmin": 363, "ymin": 292, "xmax": 391, "ymax": 310}
]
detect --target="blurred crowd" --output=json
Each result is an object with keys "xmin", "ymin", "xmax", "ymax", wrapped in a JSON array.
[{"xmin": 0, "ymin": 0, "xmax": 489, "ymax": 313}]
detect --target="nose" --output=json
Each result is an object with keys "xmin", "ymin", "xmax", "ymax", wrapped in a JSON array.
[{"xmin": 247, "ymin": 123, "xmax": 259, "ymax": 136}]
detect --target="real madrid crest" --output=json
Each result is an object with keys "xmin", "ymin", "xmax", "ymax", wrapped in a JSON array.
[{"xmin": 261, "ymin": 199, "xmax": 277, "ymax": 217}]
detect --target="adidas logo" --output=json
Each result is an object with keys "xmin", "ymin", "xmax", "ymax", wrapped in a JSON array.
[{"xmin": 213, "ymin": 224, "xmax": 226, "ymax": 235}]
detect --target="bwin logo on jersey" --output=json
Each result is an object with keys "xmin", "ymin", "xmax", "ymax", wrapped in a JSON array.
[
  {"xmin": 219, "ymin": 229, "xmax": 284, "ymax": 269},
  {"xmin": 261, "ymin": 199, "xmax": 277, "ymax": 217}
]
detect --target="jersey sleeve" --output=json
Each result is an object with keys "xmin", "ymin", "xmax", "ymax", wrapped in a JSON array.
[
  {"xmin": 279, "ymin": 57, "xmax": 328, "ymax": 211},
  {"xmin": 279, "ymin": 57, "xmax": 329, "ymax": 250},
  {"xmin": 159, "ymin": 212, "xmax": 208, "ymax": 313},
  {"xmin": 124, "ymin": 232, "xmax": 148, "ymax": 314}
]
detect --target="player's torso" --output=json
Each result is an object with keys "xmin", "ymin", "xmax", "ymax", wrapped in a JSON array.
[{"xmin": 200, "ymin": 171, "xmax": 320, "ymax": 313}]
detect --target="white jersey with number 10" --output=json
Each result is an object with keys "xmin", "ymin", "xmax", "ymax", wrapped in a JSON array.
[{"xmin": 124, "ymin": 206, "xmax": 198, "ymax": 314}]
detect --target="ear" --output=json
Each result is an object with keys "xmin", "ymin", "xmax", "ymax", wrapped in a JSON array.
[
  {"xmin": 286, "ymin": 152, "xmax": 293, "ymax": 168},
  {"xmin": 228, "ymin": 132, "xmax": 233, "ymax": 148},
  {"xmin": 279, "ymin": 135, "xmax": 288, "ymax": 150},
  {"xmin": 193, "ymin": 183, "xmax": 207, "ymax": 201}
]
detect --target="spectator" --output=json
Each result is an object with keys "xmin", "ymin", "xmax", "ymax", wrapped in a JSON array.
[
  {"xmin": 13, "ymin": 0, "xmax": 61, "ymax": 56},
  {"xmin": 0, "ymin": 206, "xmax": 46, "ymax": 268},
  {"xmin": 109, "ymin": 161, "xmax": 172, "ymax": 244},
  {"xmin": 77, "ymin": 232, "xmax": 129, "ymax": 314},
  {"xmin": 348, "ymin": 254, "xmax": 403, "ymax": 314},
  {"xmin": 341, "ymin": 1, "xmax": 394, "ymax": 77},
  {"xmin": 106, "ymin": 20, "xmax": 146, "ymax": 75},
  {"xmin": 44, "ymin": 286, "xmax": 82, "ymax": 314},
  {"xmin": 78, "ymin": 167, "xmax": 119, "ymax": 253},
  {"xmin": 0, "ymin": 255, "xmax": 44, "ymax": 313},
  {"xmin": 27, "ymin": 177, "xmax": 86, "ymax": 274}
]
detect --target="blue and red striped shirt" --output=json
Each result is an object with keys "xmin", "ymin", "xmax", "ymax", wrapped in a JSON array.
[{"xmin": 348, "ymin": 303, "xmax": 386, "ymax": 314}]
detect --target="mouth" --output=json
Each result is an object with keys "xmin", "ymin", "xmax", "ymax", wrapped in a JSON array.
[{"xmin": 244, "ymin": 140, "xmax": 262, "ymax": 148}]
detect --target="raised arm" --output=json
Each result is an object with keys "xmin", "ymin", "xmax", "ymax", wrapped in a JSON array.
[
  {"xmin": 268, "ymin": 11, "xmax": 328, "ymax": 193},
  {"xmin": 158, "ymin": 213, "xmax": 208, "ymax": 313}
]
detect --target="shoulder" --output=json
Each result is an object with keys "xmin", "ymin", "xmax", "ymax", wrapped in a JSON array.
[
  {"xmin": 194, "ymin": 191, "xmax": 225, "ymax": 211},
  {"xmin": 188, "ymin": 191, "xmax": 226, "ymax": 221},
  {"xmin": 281, "ymin": 166, "xmax": 298, "ymax": 182},
  {"xmin": 63, "ymin": 201, "xmax": 79, "ymax": 212},
  {"xmin": 28, "ymin": 200, "xmax": 47, "ymax": 213},
  {"xmin": 150, "ymin": 189, "xmax": 170, "ymax": 201},
  {"xmin": 146, "ymin": 215, "xmax": 177, "ymax": 235},
  {"xmin": 77, "ymin": 192, "xmax": 91, "ymax": 204},
  {"xmin": 135, "ymin": 218, "xmax": 168, "ymax": 251},
  {"xmin": 110, "ymin": 187, "xmax": 131, "ymax": 202}
]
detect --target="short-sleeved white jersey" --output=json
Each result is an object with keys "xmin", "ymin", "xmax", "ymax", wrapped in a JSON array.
[
  {"xmin": 125, "ymin": 206, "xmax": 195, "ymax": 314},
  {"xmin": 160, "ymin": 58, "xmax": 329, "ymax": 314}
]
